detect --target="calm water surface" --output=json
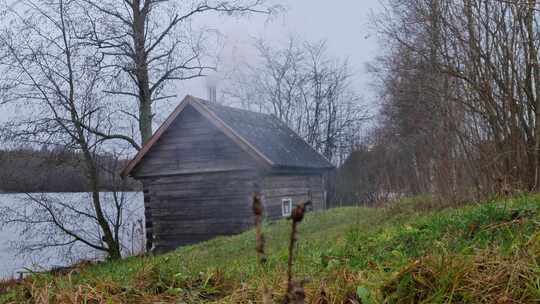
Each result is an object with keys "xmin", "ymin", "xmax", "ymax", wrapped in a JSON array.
[{"xmin": 0, "ymin": 192, "xmax": 144, "ymax": 279}]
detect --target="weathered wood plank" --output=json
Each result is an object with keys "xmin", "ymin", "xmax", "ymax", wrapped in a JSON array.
[
  {"xmin": 151, "ymin": 186, "xmax": 254, "ymax": 196},
  {"xmin": 136, "ymin": 165, "xmax": 256, "ymax": 177},
  {"xmin": 152, "ymin": 199, "xmax": 251, "ymax": 210},
  {"xmin": 154, "ymin": 221, "xmax": 249, "ymax": 235},
  {"xmin": 150, "ymin": 175, "xmax": 256, "ymax": 188},
  {"xmin": 258, "ymin": 173, "xmax": 325, "ymax": 220},
  {"xmin": 152, "ymin": 212, "xmax": 252, "ymax": 222},
  {"xmin": 147, "ymin": 170, "xmax": 260, "ymax": 183}
]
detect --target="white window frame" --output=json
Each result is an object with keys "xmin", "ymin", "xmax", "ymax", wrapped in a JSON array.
[{"xmin": 281, "ymin": 198, "xmax": 292, "ymax": 217}]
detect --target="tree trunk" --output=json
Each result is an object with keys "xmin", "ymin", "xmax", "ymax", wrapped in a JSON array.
[
  {"xmin": 60, "ymin": 0, "xmax": 122, "ymax": 259},
  {"xmin": 131, "ymin": 0, "xmax": 154, "ymax": 252},
  {"xmin": 524, "ymin": 0, "xmax": 540, "ymax": 190},
  {"xmin": 73, "ymin": 104, "xmax": 121, "ymax": 259},
  {"xmin": 132, "ymin": 0, "xmax": 153, "ymax": 144}
]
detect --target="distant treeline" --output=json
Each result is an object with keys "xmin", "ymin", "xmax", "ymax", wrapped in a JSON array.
[{"xmin": 0, "ymin": 148, "xmax": 139, "ymax": 193}]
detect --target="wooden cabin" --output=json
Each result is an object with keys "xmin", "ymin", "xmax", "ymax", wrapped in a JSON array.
[{"xmin": 122, "ymin": 95, "xmax": 334, "ymax": 252}]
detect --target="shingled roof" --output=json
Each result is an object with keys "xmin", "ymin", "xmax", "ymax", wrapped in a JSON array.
[{"xmin": 122, "ymin": 95, "xmax": 334, "ymax": 177}]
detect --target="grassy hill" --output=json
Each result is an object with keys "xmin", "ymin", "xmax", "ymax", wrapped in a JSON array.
[{"xmin": 2, "ymin": 195, "xmax": 540, "ymax": 303}]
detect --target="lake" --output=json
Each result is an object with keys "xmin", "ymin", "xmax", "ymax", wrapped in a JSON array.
[{"xmin": 0, "ymin": 192, "xmax": 144, "ymax": 279}]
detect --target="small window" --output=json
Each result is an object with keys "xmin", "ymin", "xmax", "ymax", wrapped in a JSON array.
[{"xmin": 282, "ymin": 198, "xmax": 292, "ymax": 217}]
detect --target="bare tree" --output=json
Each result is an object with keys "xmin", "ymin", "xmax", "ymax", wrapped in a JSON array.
[
  {"xmin": 359, "ymin": 0, "xmax": 540, "ymax": 202},
  {"xmin": 225, "ymin": 37, "xmax": 368, "ymax": 165},
  {"xmin": 81, "ymin": 0, "xmax": 280, "ymax": 145},
  {"xmin": 0, "ymin": 0, "xmax": 141, "ymax": 260}
]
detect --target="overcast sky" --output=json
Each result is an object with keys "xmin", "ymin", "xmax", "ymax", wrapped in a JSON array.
[
  {"xmin": 0, "ymin": 1, "xmax": 383, "ymax": 123},
  {"xmin": 186, "ymin": 0, "xmax": 383, "ymax": 100}
]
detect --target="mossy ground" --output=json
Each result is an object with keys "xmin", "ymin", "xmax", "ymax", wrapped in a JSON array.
[{"xmin": 2, "ymin": 194, "xmax": 540, "ymax": 303}]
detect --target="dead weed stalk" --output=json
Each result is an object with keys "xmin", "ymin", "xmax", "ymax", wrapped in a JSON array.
[
  {"xmin": 253, "ymin": 194, "xmax": 272, "ymax": 304},
  {"xmin": 283, "ymin": 201, "xmax": 311, "ymax": 304},
  {"xmin": 252, "ymin": 194, "xmax": 313, "ymax": 304}
]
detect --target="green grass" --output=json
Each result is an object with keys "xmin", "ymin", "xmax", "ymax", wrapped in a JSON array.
[{"xmin": 2, "ymin": 194, "xmax": 540, "ymax": 303}]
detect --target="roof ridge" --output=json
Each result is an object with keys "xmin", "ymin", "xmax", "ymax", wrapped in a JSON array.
[{"xmin": 191, "ymin": 96, "xmax": 275, "ymax": 118}]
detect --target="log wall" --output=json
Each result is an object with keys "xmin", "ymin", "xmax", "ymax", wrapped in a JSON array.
[
  {"xmin": 144, "ymin": 170, "xmax": 260, "ymax": 252},
  {"xmin": 141, "ymin": 171, "xmax": 325, "ymax": 252},
  {"xmin": 260, "ymin": 173, "xmax": 325, "ymax": 220}
]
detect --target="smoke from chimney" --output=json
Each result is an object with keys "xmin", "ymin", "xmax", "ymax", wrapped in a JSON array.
[{"xmin": 206, "ymin": 72, "xmax": 219, "ymax": 103}]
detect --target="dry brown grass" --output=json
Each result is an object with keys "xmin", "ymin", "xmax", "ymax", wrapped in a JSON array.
[{"xmin": 382, "ymin": 249, "xmax": 539, "ymax": 304}]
